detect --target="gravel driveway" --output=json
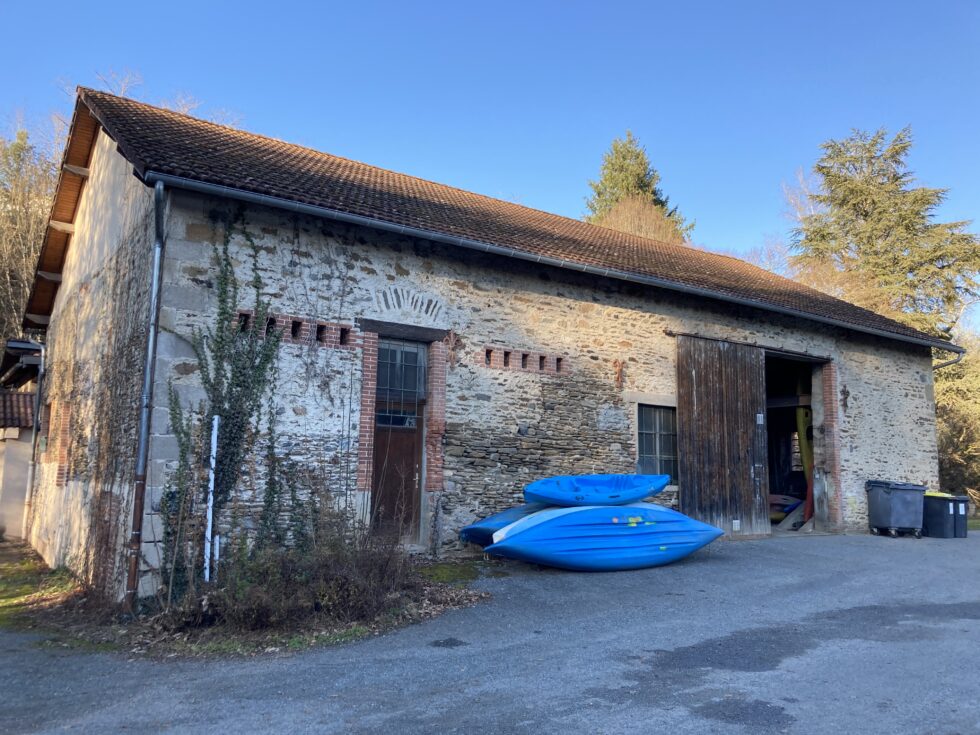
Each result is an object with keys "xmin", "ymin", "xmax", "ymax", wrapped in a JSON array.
[{"xmin": 3, "ymin": 534, "xmax": 979, "ymax": 734}]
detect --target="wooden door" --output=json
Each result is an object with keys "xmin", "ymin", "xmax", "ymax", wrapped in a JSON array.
[
  {"xmin": 371, "ymin": 410, "xmax": 423, "ymax": 534},
  {"xmin": 371, "ymin": 338, "xmax": 427, "ymax": 536},
  {"xmin": 676, "ymin": 336, "xmax": 770, "ymax": 536}
]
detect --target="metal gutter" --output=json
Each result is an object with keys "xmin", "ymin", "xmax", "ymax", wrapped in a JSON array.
[
  {"xmin": 124, "ymin": 180, "xmax": 166, "ymax": 611},
  {"xmin": 142, "ymin": 171, "xmax": 963, "ymax": 355}
]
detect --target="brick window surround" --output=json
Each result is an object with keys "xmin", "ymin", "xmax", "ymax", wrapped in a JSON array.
[
  {"xmin": 481, "ymin": 345, "xmax": 567, "ymax": 375},
  {"xmin": 235, "ymin": 310, "xmax": 360, "ymax": 349},
  {"xmin": 41, "ymin": 400, "xmax": 71, "ymax": 488},
  {"xmin": 356, "ymin": 333, "xmax": 447, "ymax": 501}
]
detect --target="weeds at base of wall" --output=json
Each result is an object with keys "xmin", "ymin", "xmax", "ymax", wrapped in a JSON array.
[
  {"xmin": 155, "ymin": 209, "xmax": 471, "ymax": 635},
  {"xmin": 1, "ymin": 538, "xmax": 487, "ymax": 657}
]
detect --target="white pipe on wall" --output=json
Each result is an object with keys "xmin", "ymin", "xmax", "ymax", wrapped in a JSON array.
[{"xmin": 203, "ymin": 415, "xmax": 219, "ymax": 583}]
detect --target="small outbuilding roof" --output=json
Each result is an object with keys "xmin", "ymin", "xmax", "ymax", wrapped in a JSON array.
[
  {"xmin": 0, "ymin": 340, "xmax": 42, "ymax": 390},
  {"xmin": 0, "ymin": 392, "xmax": 35, "ymax": 430},
  {"xmin": 24, "ymin": 88, "xmax": 962, "ymax": 354}
]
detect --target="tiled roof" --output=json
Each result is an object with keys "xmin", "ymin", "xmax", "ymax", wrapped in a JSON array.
[
  {"xmin": 76, "ymin": 88, "xmax": 951, "ymax": 351},
  {"xmin": 0, "ymin": 392, "xmax": 34, "ymax": 429}
]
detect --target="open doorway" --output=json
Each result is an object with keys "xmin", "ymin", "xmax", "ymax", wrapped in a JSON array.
[{"xmin": 764, "ymin": 354, "xmax": 817, "ymax": 533}]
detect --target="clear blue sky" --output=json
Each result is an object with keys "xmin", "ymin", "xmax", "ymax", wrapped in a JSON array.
[{"xmin": 2, "ymin": 0, "xmax": 978, "ymax": 257}]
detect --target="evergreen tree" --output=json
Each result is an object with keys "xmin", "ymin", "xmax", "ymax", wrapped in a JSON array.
[
  {"xmin": 585, "ymin": 131, "xmax": 691, "ymax": 241},
  {"xmin": 793, "ymin": 127, "xmax": 979, "ymax": 339},
  {"xmin": 934, "ymin": 332, "xmax": 980, "ymax": 499}
]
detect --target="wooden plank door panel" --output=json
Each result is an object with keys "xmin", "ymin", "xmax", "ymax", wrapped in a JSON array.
[
  {"xmin": 677, "ymin": 336, "xmax": 770, "ymax": 536},
  {"xmin": 372, "ymin": 423, "xmax": 422, "ymax": 534}
]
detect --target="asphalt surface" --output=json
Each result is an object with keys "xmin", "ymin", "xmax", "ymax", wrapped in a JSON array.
[{"xmin": 3, "ymin": 534, "xmax": 979, "ymax": 734}]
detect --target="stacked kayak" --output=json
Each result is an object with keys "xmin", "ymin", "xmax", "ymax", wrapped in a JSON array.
[
  {"xmin": 524, "ymin": 473, "xmax": 667, "ymax": 506},
  {"xmin": 459, "ymin": 474, "xmax": 723, "ymax": 572}
]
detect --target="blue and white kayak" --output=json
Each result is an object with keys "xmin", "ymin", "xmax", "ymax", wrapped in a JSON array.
[
  {"xmin": 485, "ymin": 503, "xmax": 723, "ymax": 572},
  {"xmin": 523, "ymin": 474, "xmax": 670, "ymax": 507},
  {"xmin": 458, "ymin": 503, "xmax": 550, "ymax": 547}
]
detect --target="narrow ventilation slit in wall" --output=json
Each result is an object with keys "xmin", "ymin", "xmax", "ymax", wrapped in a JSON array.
[
  {"xmin": 315, "ymin": 324, "xmax": 327, "ymax": 343},
  {"xmin": 238, "ymin": 312, "xmax": 251, "ymax": 332},
  {"xmin": 339, "ymin": 327, "xmax": 351, "ymax": 346},
  {"xmin": 556, "ymin": 357, "xmax": 563, "ymax": 373},
  {"xmin": 266, "ymin": 317, "xmax": 277, "ymax": 337},
  {"xmin": 291, "ymin": 320, "xmax": 303, "ymax": 340},
  {"xmin": 503, "ymin": 351, "xmax": 511, "ymax": 367},
  {"xmin": 538, "ymin": 355, "xmax": 546, "ymax": 371},
  {"xmin": 521, "ymin": 353, "xmax": 529, "ymax": 369},
  {"xmin": 485, "ymin": 349, "xmax": 493, "ymax": 366}
]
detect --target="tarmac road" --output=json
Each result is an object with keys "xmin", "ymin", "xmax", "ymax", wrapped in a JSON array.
[{"xmin": 3, "ymin": 533, "xmax": 979, "ymax": 734}]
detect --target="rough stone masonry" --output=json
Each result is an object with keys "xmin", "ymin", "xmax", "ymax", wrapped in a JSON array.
[
  {"xmin": 26, "ymin": 134, "xmax": 941, "ymax": 597},
  {"xmin": 149, "ymin": 187, "xmax": 939, "ymax": 574}
]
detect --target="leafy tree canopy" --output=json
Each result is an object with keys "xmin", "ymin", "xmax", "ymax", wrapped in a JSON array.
[
  {"xmin": 0, "ymin": 129, "xmax": 57, "ymax": 343},
  {"xmin": 793, "ymin": 127, "xmax": 979, "ymax": 339}
]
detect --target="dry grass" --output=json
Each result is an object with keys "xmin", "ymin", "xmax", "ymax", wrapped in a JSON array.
[
  {"xmin": 0, "ymin": 540, "xmax": 489, "ymax": 658},
  {"xmin": 0, "ymin": 541, "xmax": 83, "ymax": 630}
]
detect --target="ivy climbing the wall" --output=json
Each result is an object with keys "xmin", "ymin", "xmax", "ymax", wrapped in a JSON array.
[
  {"xmin": 158, "ymin": 207, "xmax": 422, "ymax": 629},
  {"xmin": 161, "ymin": 208, "xmax": 281, "ymax": 608}
]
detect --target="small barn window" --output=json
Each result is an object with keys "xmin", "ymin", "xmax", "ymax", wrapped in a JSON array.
[
  {"xmin": 503, "ymin": 351, "xmax": 511, "ymax": 367},
  {"xmin": 237, "ymin": 312, "xmax": 251, "ymax": 332},
  {"xmin": 377, "ymin": 339, "xmax": 427, "ymax": 403},
  {"xmin": 521, "ymin": 353, "xmax": 529, "ymax": 369},
  {"xmin": 316, "ymin": 324, "xmax": 327, "ymax": 343},
  {"xmin": 555, "ymin": 357, "xmax": 563, "ymax": 373},
  {"xmin": 339, "ymin": 327, "xmax": 351, "ymax": 346},
  {"xmin": 637, "ymin": 405, "xmax": 678, "ymax": 484},
  {"xmin": 485, "ymin": 349, "xmax": 493, "ymax": 366},
  {"xmin": 290, "ymin": 320, "xmax": 303, "ymax": 340},
  {"xmin": 266, "ymin": 317, "xmax": 277, "ymax": 337},
  {"xmin": 538, "ymin": 355, "xmax": 546, "ymax": 371}
]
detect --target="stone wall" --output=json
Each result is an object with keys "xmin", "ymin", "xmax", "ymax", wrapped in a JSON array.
[
  {"xmin": 148, "ymin": 192, "xmax": 940, "ymax": 574},
  {"xmin": 27, "ymin": 130, "xmax": 154, "ymax": 597},
  {"xmin": 0, "ymin": 430, "xmax": 32, "ymax": 538}
]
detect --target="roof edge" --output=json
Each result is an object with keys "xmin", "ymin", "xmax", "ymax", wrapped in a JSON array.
[{"xmin": 144, "ymin": 171, "xmax": 963, "ymax": 355}]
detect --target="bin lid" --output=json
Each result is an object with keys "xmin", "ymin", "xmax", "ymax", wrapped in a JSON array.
[
  {"xmin": 865, "ymin": 481, "xmax": 927, "ymax": 492},
  {"xmin": 925, "ymin": 492, "xmax": 955, "ymax": 498}
]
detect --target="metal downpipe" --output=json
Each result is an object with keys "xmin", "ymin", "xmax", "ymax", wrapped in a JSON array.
[
  {"xmin": 124, "ymin": 180, "xmax": 166, "ymax": 611},
  {"xmin": 933, "ymin": 350, "xmax": 965, "ymax": 371},
  {"xmin": 21, "ymin": 343, "xmax": 45, "ymax": 539}
]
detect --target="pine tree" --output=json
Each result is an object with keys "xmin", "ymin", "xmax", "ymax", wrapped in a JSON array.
[
  {"xmin": 585, "ymin": 131, "xmax": 691, "ymax": 241},
  {"xmin": 793, "ymin": 127, "xmax": 979, "ymax": 339}
]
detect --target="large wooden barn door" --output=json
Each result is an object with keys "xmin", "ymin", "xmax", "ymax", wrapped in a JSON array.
[{"xmin": 676, "ymin": 336, "xmax": 770, "ymax": 536}]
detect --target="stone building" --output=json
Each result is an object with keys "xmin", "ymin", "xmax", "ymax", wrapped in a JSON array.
[{"xmin": 19, "ymin": 89, "xmax": 962, "ymax": 598}]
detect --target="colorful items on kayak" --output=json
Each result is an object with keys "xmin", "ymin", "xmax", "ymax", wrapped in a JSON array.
[{"xmin": 459, "ymin": 473, "xmax": 723, "ymax": 572}]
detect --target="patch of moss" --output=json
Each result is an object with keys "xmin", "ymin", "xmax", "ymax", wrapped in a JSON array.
[
  {"xmin": 0, "ymin": 542, "xmax": 79, "ymax": 630},
  {"xmin": 418, "ymin": 560, "xmax": 482, "ymax": 585}
]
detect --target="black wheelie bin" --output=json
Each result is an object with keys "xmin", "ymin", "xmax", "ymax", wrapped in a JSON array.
[
  {"xmin": 922, "ymin": 493, "xmax": 955, "ymax": 538},
  {"xmin": 865, "ymin": 481, "xmax": 925, "ymax": 538}
]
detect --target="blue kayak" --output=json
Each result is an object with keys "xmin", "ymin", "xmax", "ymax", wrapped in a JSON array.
[
  {"xmin": 459, "ymin": 503, "xmax": 550, "ymax": 546},
  {"xmin": 524, "ymin": 474, "xmax": 670, "ymax": 507},
  {"xmin": 485, "ymin": 503, "xmax": 723, "ymax": 572}
]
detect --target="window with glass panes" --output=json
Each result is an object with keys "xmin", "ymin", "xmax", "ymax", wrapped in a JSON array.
[
  {"xmin": 376, "ymin": 339, "xmax": 427, "ymax": 427},
  {"xmin": 637, "ymin": 405, "xmax": 678, "ymax": 484}
]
